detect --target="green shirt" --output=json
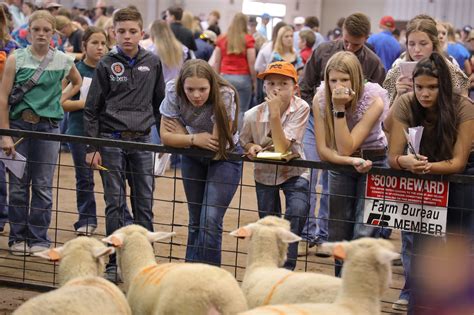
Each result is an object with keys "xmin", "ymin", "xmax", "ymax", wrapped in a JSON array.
[{"xmin": 10, "ymin": 47, "xmax": 74, "ymax": 120}]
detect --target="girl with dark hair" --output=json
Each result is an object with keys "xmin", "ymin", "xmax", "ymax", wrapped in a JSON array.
[
  {"xmin": 62, "ymin": 26, "xmax": 107, "ymax": 236},
  {"xmin": 388, "ymin": 52, "xmax": 474, "ymax": 312},
  {"xmin": 160, "ymin": 59, "xmax": 241, "ymax": 266}
]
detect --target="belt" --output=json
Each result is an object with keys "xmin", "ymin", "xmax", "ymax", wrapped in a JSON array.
[
  {"xmin": 21, "ymin": 109, "xmax": 57, "ymax": 125},
  {"xmin": 109, "ymin": 129, "xmax": 150, "ymax": 139},
  {"xmin": 351, "ymin": 148, "xmax": 387, "ymax": 159}
]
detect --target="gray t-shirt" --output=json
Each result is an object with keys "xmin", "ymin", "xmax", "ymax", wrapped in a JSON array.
[{"xmin": 160, "ymin": 79, "xmax": 239, "ymax": 145}]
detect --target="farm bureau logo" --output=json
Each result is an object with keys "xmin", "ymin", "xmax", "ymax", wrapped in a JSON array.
[{"xmin": 366, "ymin": 213, "xmax": 391, "ymax": 227}]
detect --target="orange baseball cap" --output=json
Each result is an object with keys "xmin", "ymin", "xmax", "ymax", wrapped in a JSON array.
[{"xmin": 257, "ymin": 61, "xmax": 298, "ymax": 83}]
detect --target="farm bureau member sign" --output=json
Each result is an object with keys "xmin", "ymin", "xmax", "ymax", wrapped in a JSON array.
[{"xmin": 363, "ymin": 174, "xmax": 448, "ymax": 236}]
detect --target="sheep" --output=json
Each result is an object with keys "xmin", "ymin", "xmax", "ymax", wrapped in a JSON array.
[
  {"xmin": 238, "ymin": 237, "xmax": 400, "ymax": 315},
  {"xmin": 230, "ymin": 216, "xmax": 342, "ymax": 308},
  {"xmin": 102, "ymin": 224, "xmax": 248, "ymax": 315},
  {"xmin": 14, "ymin": 237, "xmax": 131, "ymax": 315}
]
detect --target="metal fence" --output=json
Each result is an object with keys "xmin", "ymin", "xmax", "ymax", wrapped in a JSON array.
[{"xmin": 0, "ymin": 128, "xmax": 473, "ymax": 313}]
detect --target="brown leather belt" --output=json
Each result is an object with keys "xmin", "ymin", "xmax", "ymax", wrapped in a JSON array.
[
  {"xmin": 21, "ymin": 109, "xmax": 56, "ymax": 124},
  {"xmin": 351, "ymin": 148, "xmax": 387, "ymax": 159}
]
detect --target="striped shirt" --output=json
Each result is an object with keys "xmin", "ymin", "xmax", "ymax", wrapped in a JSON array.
[{"xmin": 240, "ymin": 96, "xmax": 310, "ymax": 186}]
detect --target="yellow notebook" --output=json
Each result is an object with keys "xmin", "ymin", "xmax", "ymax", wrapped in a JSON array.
[{"xmin": 255, "ymin": 151, "xmax": 294, "ymax": 161}]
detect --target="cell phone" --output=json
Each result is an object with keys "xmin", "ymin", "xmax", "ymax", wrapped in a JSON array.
[{"xmin": 399, "ymin": 61, "xmax": 417, "ymax": 78}]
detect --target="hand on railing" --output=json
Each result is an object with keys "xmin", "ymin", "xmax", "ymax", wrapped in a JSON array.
[{"xmin": 351, "ymin": 157, "xmax": 372, "ymax": 173}]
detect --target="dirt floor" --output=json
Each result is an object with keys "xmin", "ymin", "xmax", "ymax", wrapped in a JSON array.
[{"xmin": 0, "ymin": 152, "xmax": 406, "ymax": 314}]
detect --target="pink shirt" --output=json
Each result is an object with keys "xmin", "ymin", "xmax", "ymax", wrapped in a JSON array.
[{"xmin": 240, "ymin": 96, "xmax": 310, "ymax": 185}]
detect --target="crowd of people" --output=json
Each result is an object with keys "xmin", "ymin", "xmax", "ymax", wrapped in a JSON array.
[{"xmin": 0, "ymin": 1, "xmax": 474, "ymax": 313}]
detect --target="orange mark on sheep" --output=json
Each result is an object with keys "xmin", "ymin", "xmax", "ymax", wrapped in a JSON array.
[
  {"xmin": 138, "ymin": 263, "xmax": 178, "ymax": 286},
  {"xmin": 262, "ymin": 273, "xmax": 294, "ymax": 305}
]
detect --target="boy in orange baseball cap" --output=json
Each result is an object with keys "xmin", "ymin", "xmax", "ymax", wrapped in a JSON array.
[{"xmin": 239, "ymin": 61, "xmax": 310, "ymax": 270}]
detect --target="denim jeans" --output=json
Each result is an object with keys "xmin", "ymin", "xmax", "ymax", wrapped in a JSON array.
[
  {"xmin": 301, "ymin": 114, "xmax": 329, "ymax": 244},
  {"xmin": 221, "ymin": 74, "xmax": 252, "ymax": 130},
  {"xmin": 256, "ymin": 176, "xmax": 310, "ymax": 270},
  {"xmin": 8, "ymin": 119, "xmax": 60, "ymax": 247},
  {"xmin": 181, "ymin": 152, "xmax": 242, "ymax": 266},
  {"xmin": 0, "ymin": 161, "xmax": 8, "ymax": 228},
  {"xmin": 68, "ymin": 142, "xmax": 97, "ymax": 230},
  {"xmin": 329, "ymin": 156, "xmax": 387, "ymax": 276}
]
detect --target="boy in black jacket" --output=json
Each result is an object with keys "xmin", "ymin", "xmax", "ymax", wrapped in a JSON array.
[{"xmin": 84, "ymin": 8, "xmax": 165, "ymax": 282}]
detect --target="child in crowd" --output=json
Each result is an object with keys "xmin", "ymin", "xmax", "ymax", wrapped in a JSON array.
[
  {"xmin": 160, "ymin": 59, "xmax": 241, "ymax": 266},
  {"xmin": 0, "ymin": 10, "xmax": 81, "ymax": 255},
  {"xmin": 83, "ymin": 8, "xmax": 165, "ymax": 281},
  {"xmin": 387, "ymin": 52, "xmax": 474, "ymax": 313},
  {"xmin": 62, "ymin": 26, "xmax": 107, "ymax": 236},
  {"xmin": 240, "ymin": 61, "xmax": 310, "ymax": 270},
  {"xmin": 298, "ymin": 29, "xmax": 316, "ymax": 65},
  {"xmin": 312, "ymin": 51, "xmax": 389, "ymax": 276}
]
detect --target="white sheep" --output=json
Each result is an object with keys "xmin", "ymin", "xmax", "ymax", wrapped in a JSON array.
[
  {"xmin": 14, "ymin": 237, "xmax": 131, "ymax": 315},
  {"xmin": 230, "ymin": 216, "xmax": 342, "ymax": 308},
  {"xmin": 238, "ymin": 237, "xmax": 400, "ymax": 315},
  {"xmin": 102, "ymin": 224, "xmax": 248, "ymax": 315}
]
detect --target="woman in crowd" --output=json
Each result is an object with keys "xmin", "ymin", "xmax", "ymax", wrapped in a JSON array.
[
  {"xmin": 383, "ymin": 15, "xmax": 470, "ymax": 312},
  {"xmin": 271, "ymin": 25, "xmax": 303, "ymax": 71},
  {"xmin": 212, "ymin": 12, "xmax": 256, "ymax": 127},
  {"xmin": 387, "ymin": 52, "xmax": 474, "ymax": 313},
  {"xmin": 0, "ymin": 10, "xmax": 81, "ymax": 255},
  {"xmin": 312, "ymin": 51, "xmax": 389, "ymax": 276},
  {"xmin": 159, "ymin": 59, "xmax": 241, "ymax": 266},
  {"xmin": 62, "ymin": 26, "xmax": 107, "ymax": 236}
]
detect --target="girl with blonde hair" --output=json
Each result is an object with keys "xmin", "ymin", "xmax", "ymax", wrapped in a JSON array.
[{"xmin": 271, "ymin": 25, "xmax": 303, "ymax": 70}]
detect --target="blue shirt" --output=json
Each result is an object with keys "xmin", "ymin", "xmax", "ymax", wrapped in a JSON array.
[
  {"xmin": 367, "ymin": 30, "xmax": 401, "ymax": 71},
  {"xmin": 447, "ymin": 43, "xmax": 470, "ymax": 71}
]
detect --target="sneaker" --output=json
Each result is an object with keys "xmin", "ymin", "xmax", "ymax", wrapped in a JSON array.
[
  {"xmin": 392, "ymin": 298, "xmax": 409, "ymax": 312},
  {"xmin": 29, "ymin": 245, "xmax": 50, "ymax": 254},
  {"xmin": 315, "ymin": 243, "xmax": 332, "ymax": 258},
  {"xmin": 10, "ymin": 242, "xmax": 30, "ymax": 256},
  {"xmin": 104, "ymin": 265, "xmax": 122, "ymax": 284},
  {"xmin": 76, "ymin": 225, "xmax": 97, "ymax": 236},
  {"xmin": 298, "ymin": 241, "xmax": 310, "ymax": 256}
]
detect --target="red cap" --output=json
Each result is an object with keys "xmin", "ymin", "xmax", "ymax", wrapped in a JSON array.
[{"xmin": 380, "ymin": 16, "xmax": 395, "ymax": 29}]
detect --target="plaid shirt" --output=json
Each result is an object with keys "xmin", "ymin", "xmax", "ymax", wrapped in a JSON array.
[{"xmin": 240, "ymin": 96, "xmax": 310, "ymax": 186}]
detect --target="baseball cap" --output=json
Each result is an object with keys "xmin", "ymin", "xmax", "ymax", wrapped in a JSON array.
[
  {"xmin": 380, "ymin": 15, "xmax": 395, "ymax": 29},
  {"xmin": 463, "ymin": 25, "xmax": 472, "ymax": 33},
  {"xmin": 293, "ymin": 16, "xmax": 305, "ymax": 25},
  {"xmin": 46, "ymin": 2, "xmax": 62, "ymax": 9},
  {"xmin": 257, "ymin": 61, "xmax": 298, "ymax": 83},
  {"xmin": 261, "ymin": 13, "xmax": 271, "ymax": 20},
  {"xmin": 202, "ymin": 30, "xmax": 217, "ymax": 44}
]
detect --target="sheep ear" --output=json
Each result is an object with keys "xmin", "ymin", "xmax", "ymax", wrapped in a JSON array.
[
  {"xmin": 146, "ymin": 231, "xmax": 176, "ymax": 243},
  {"xmin": 376, "ymin": 248, "xmax": 400, "ymax": 265},
  {"xmin": 102, "ymin": 233, "xmax": 125, "ymax": 248},
  {"xmin": 230, "ymin": 224, "xmax": 255, "ymax": 238},
  {"xmin": 93, "ymin": 246, "xmax": 115, "ymax": 258},
  {"xmin": 321, "ymin": 242, "xmax": 348, "ymax": 260},
  {"xmin": 277, "ymin": 228, "xmax": 301, "ymax": 243},
  {"xmin": 33, "ymin": 247, "xmax": 63, "ymax": 261}
]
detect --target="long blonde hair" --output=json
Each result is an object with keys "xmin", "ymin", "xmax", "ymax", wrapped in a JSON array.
[
  {"xmin": 226, "ymin": 12, "xmax": 248, "ymax": 54},
  {"xmin": 273, "ymin": 25, "xmax": 295, "ymax": 56},
  {"xmin": 323, "ymin": 51, "xmax": 364, "ymax": 149},
  {"xmin": 150, "ymin": 20, "xmax": 183, "ymax": 68}
]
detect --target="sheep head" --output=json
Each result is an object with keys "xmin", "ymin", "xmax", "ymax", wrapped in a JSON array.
[
  {"xmin": 322, "ymin": 238, "xmax": 400, "ymax": 295},
  {"xmin": 230, "ymin": 216, "xmax": 301, "ymax": 267},
  {"xmin": 34, "ymin": 237, "xmax": 115, "ymax": 262},
  {"xmin": 102, "ymin": 224, "xmax": 176, "ymax": 248}
]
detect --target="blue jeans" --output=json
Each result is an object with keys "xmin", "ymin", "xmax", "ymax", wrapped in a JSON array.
[
  {"xmin": 8, "ymin": 119, "xmax": 60, "ymax": 247},
  {"xmin": 221, "ymin": 74, "xmax": 252, "ymax": 130},
  {"xmin": 329, "ymin": 156, "xmax": 387, "ymax": 276},
  {"xmin": 181, "ymin": 153, "xmax": 242, "ymax": 266},
  {"xmin": 0, "ymin": 161, "xmax": 7, "ymax": 228},
  {"xmin": 68, "ymin": 142, "xmax": 97, "ymax": 230},
  {"xmin": 301, "ymin": 114, "xmax": 329, "ymax": 244},
  {"xmin": 99, "ymin": 134, "xmax": 153, "ymax": 238},
  {"xmin": 256, "ymin": 176, "xmax": 310, "ymax": 270}
]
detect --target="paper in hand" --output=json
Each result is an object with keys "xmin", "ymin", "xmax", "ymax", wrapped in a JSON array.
[
  {"xmin": 0, "ymin": 150, "xmax": 26, "ymax": 179},
  {"xmin": 80, "ymin": 77, "xmax": 92, "ymax": 100},
  {"xmin": 403, "ymin": 126, "xmax": 424, "ymax": 155}
]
